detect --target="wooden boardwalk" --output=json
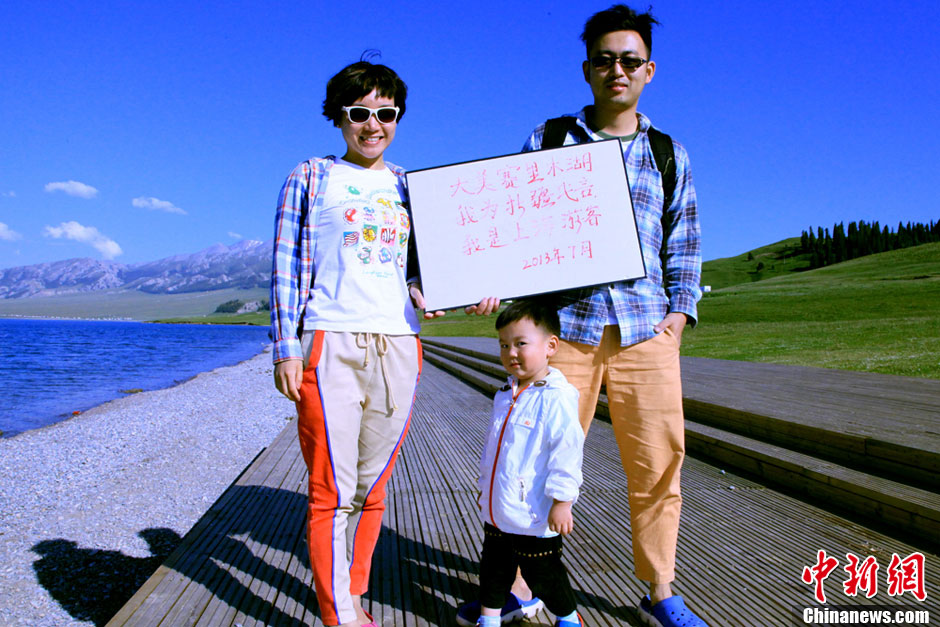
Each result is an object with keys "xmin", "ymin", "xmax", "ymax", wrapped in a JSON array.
[
  {"xmin": 430, "ymin": 336, "xmax": 940, "ymax": 482},
  {"xmin": 110, "ymin": 359, "xmax": 940, "ymax": 626},
  {"xmin": 422, "ymin": 337, "xmax": 940, "ymax": 545}
]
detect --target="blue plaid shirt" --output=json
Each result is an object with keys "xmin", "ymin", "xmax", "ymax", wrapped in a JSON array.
[
  {"xmin": 522, "ymin": 108, "xmax": 702, "ymax": 347},
  {"xmin": 269, "ymin": 156, "xmax": 413, "ymax": 362}
]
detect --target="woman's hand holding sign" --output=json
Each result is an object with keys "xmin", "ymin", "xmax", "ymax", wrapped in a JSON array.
[{"xmin": 410, "ymin": 282, "xmax": 501, "ymax": 318}]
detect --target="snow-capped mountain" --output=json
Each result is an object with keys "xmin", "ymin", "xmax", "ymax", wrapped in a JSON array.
[{"xmin": 0, "ymin": 240, "xmax": 272, "ymax": 298}]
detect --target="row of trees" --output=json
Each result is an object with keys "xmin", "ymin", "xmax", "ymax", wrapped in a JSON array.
[
  {"xmin": 214, "ymin": 299, "xmax": 270, "ymax": 314},
  {"xmin": 799, "ymin": 220, "xmax": 940, "ymax": 269}
]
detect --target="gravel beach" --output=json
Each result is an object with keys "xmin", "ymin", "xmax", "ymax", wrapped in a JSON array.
[{"xmin": 0, "ymin": 347, "xmax": 296, "ymax": 627}]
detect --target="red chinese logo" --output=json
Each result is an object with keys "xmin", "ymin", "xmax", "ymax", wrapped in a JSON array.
[
  {"xmin": 843, "ymin": 553, "xmax": 879, "ymax": 598},
  {"xmin": 802, "ymin": 550, "xmax": 839, "ymax": 603},
  {"xmin": 886, "ymin": 552, "xmax": 926, "ymax": 601},
  {"xmin": 802, "ymin": 551, "xmax": 927, "ymax": 603}
]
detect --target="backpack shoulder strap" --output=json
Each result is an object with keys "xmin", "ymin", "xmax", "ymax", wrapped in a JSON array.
[
  {"xmin": 543, "ymin": 118, "xmax": 678, "ymax": 209},
  {"xmin": 542, "ymin": 116, "xmax": 579, "ymax": 149},
  {"xmin": 646, "ymin": 127, "xmax": 677, "ymax": 208}
]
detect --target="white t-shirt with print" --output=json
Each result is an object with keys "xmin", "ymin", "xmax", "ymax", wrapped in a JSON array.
[{"xmin": 302, "ymin": 160, "xmax": 420, "ymax": 335}]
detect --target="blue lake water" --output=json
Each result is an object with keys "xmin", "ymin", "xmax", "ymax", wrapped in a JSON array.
[{"xmin": 0, "ymin": 319, "xmax": 271, "ymax": 438}]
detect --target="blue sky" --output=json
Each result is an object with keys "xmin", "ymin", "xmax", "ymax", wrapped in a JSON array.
[{"xmin": 1, "ymin": 0, "xmax": 937, "ymax": 270}]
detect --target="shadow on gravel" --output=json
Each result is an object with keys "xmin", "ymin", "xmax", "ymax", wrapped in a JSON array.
[{"xmin": 31, "ymin": 527, "xmax": 181, "ymax": 626}]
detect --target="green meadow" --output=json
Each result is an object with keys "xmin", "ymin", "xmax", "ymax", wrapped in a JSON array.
[
  {"xmin": 150, "ymin": 311, "xmax": 269, "ymax": 326},
  {"xmin": 699, "ymin": 237, "xmax": 811, "ymax": 290},
  {"xmin": 0, "ymin": 287, "xmax": 269, "ymax": 321},
  {"xmin": 147, "ymin": 311, "xmax": 271, "ymax": 326},
  {"xmin": 421, "ymin": 242, "xmax": 940, "ymax": 379},
  {"xmin": 683, "ymin": 242, "xmax": 939, "ymax": 378}
]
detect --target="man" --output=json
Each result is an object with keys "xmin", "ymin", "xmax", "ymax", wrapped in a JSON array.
[{"xmin": 521, "ymin": 5, "xmax": 706, "ymax": 627}]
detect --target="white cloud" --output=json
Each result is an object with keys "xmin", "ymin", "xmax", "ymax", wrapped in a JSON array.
[
  {"xmin": 43, "ymin": 221, "xmax": 123, "ymax": 259},
  {"xmin": 228, "ymin": 231, "xmax": 243, "ymax": 239},
  {"xmin": 0, "ymin": 222, "xmax": 22, "ymax": 241},
  {"xmin": 44, "ymin": 180, "xmax": 99, "ymax": 199},
  {"xmin": 1, "ymin": 191, "xmax": 14, "ymax": 198},
  {"xmin": 132, "ymin": 196, "xmax": 186, "ymax": 215}
]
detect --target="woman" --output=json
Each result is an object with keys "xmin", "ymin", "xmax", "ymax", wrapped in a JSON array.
[{"xmin": 270, "ymin": 58, "xmax": 430, "ymax": 627}]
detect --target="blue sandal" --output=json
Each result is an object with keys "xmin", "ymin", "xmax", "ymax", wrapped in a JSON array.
[{"xmin": 638, "ymin": 595, "xmax": 709, "ymax": 627}]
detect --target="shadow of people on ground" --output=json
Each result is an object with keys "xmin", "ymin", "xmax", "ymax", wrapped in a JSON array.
[
  {"xmin": 31, "ymin": 483, "xmax": 636, "ymax": 626},
  {"xmin": 31, "ymin": 527, "xmax": 181, "ymax": 626}
]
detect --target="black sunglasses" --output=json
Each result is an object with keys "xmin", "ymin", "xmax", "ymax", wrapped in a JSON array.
[
  {"xmin": 589, "ymin": 55, "xmax": 649, "ymax": 72},
  {"xmin": 341, "ymin": 105, "xmax": 400, "ymax": 124}
]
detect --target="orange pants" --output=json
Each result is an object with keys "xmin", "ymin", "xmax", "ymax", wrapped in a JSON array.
[
  {"xmin": 551, "ymin": 325, "xmax": 684, "ymax": 584},
  {"xmin": 296, "ymin": 330, "xmax": 422, "ymax": 625}
]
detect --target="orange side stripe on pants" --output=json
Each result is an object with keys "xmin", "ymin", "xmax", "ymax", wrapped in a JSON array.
[
  {"xmin": 296, "ymin": 333, "xmax": 423, "ymax": 624},
  {"xmin": 295, "ymin": 330, "xmax": 346, "ymax": 623}
]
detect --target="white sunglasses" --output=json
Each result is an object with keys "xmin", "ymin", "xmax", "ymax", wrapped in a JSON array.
[{"xmin": 341, "ymin": 105, "xmax": 400, "ymax": 124}]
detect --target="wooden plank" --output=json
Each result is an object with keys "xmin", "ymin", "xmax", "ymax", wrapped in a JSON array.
[
  {"xmin": 427, "ymin": 338, "xmax": 940, "ymax": 488},
  {"xmin": 192, "ymin": 428, "xmax": 304, "ymax": 625},
  {"xmin": 426, "ymin": 336, "xmax": 940, "ymax": 455},
  {"xmin": 205, "ymin": 439, "xmax": 308, "ymax": 626},
  {"xmin": 686, "ymin": 420, "xmax": 940, "ymax": 544},
  {"xmin": 111, "ymin": 360, "xmax": 940, "ymax": 627},
  {"xmin": 252, "ymin": 471, "xmax": 315, "ymax": 626},
  {"xmin": 680, "ymin": 357, "xmax": 940, "ymax": 440},
  {"xmin": 413, "ymin": 353, "xmax": 940, "ymax": 625},
  {"xmin": 401, "ymin": 430, "xmax": 467, "ymax": 625},
  {"xmin": 403, "ymin": 413, "xmax": 483, "ymax": 612},
  {"xmin": 108, "ymin": 425, "xmax": 298, "ymax": 626},
  {"xmin": 152, "ymin": 423, "xmax": 302, "ymax": 627}
]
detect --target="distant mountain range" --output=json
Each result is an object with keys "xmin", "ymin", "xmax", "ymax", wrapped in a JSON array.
[{"xmin": 0, "ymin": 240, "xmax": 272, "ymax": 299}]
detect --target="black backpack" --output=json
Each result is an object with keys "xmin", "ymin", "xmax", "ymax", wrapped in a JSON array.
[{"xmin": 541, "ymin": 116, "xmax": 677, "ymax": 209}]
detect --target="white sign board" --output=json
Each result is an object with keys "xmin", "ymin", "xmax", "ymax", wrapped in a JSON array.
[{"xmin": 406, "ymin": 139, "xmax": 645, "ymax": 311}]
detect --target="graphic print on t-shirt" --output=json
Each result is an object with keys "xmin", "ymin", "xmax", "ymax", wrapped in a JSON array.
[
  {"xmin": 305, "ymin": 161, "xmax": 419, "ymax": 335},
  {"xmin": 328, "ymin": 181, "xmax": 408, "ymax": 280}
]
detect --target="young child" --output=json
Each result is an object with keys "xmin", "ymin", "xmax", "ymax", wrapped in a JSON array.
[{"xmin": 470, "ymin": 299, "xmax": 586, "ymax": 627}]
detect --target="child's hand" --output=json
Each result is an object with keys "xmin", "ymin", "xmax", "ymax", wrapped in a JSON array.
[{"xmin": 548, "ymin": 500, "xmax": 574, "ymax": 535}]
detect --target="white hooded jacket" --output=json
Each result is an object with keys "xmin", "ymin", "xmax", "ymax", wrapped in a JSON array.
[{"xmin": 477, "ymin": 367, "xmax": 584, "ymax": 537}]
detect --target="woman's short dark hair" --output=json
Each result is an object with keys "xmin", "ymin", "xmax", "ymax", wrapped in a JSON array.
[
  {"xmin": 322, "ymin": 59, "xmax": 407, "ymax": 127},
  {"xmin": 581, "ymin": 4, "xmax": 660, "ymax": 57}
]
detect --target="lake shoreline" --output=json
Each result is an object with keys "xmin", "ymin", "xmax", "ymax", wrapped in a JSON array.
[
  {"xmin": 0, "ymin": 348, "xmax": 297, "ymax": 626},
  {"xmin": 3, "ymin": 342, "xmax": 271, "ymax": 441},
  {"xmin": 0, "ymin": 319, "xmax": 272, "ymax": 439}
]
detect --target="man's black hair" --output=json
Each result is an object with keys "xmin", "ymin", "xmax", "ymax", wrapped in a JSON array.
[
  {"xmin": 495, "ymin": 299, "xmax": 561, "ymax": 337},
  {"xmin": 581, "ymin": 4, "xmax": 660, "ymax": 58},
  {"xmin": 322, "ymin": 52, "xmax": 407, "ymax": 127}
]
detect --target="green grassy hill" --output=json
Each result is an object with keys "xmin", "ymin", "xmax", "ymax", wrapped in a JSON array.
[
  {"xmin": 700, "ymin": 237, "xmax": 811, "ymax": 290},
  {"xmin": 422, "ymin": 242, "xmax": 940, "ymax": 379},
  {"xmin": 683, "ymin": 242, "xmax": 940, "ymax": 378}
]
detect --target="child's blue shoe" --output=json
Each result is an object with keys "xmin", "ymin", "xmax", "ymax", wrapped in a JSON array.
[
  {"xmin": 455, "ymin": 593, "xmax": 544, "ymax": 626},
  {"xmin": 554, "ymin": 612, "xmax": 584, "ymax": 626},
  {"xmin": 638, "ymin": 595, "xmax": 709, "ymax": 627}
]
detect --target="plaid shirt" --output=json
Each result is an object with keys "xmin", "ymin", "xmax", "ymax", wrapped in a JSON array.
[
  {"xmin": 522, "ymin": 108, "xmax": 702, "ymax": 347},
  {"xmin": 269, "ymin": 156, "xmax": 413, "ymax": 362}
]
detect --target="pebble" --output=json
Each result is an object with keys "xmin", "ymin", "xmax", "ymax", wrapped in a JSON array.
[{"xmin": 0, "ymin": 348, "xmax": 295, "ymax": 626}]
